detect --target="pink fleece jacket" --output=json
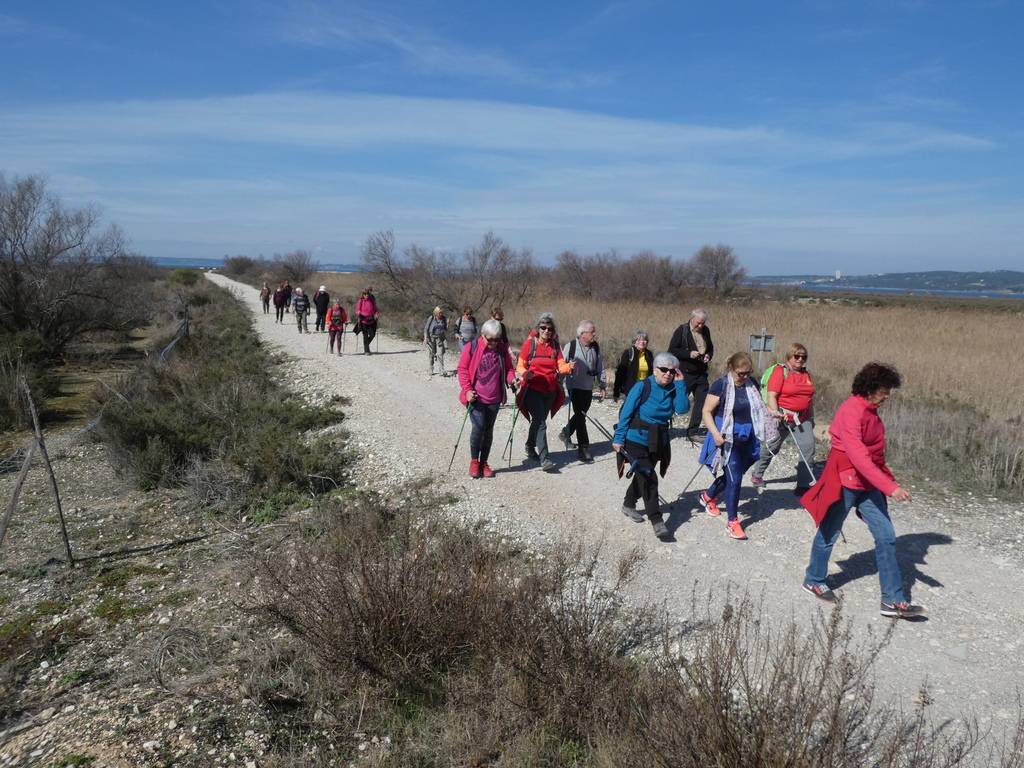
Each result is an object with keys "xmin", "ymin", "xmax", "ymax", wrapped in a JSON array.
[
  {"xmin": 457, "ymin": 337, "xmax": 516, "ymax": 406},
  {"xmin": 828, "ymin": 394, "xmax": 898, "ymax": 496}
]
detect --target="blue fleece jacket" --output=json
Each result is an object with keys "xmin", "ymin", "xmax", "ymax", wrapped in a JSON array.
[{"xmin": 613, "ymin": 378, "xmax": 689, "ymax": 446}]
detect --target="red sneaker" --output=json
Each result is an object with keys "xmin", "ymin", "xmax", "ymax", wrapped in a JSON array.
[
  {"xmin": 727, "ymin": 519, "xmax": 748, "ymax": 540},
  {"xmin": 481, "ymin": 463, "xmax": 496, "ymax": 478},
  {"xmin": 469, "ymin": 459, "xmax": 482, "ymax": 478},
  {"xmin": 700, "ymin": 492, "xmax": 721, "ymax": 517}
]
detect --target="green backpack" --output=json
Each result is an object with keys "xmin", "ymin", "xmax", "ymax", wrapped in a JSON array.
[{"xmin": 760, "ymin": 362, "xmax": 788, "ymax": 400}]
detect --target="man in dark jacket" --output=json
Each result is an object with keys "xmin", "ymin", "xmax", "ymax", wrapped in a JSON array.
[
  {"xmin": 282, "ymin": 281, "xmax": 293, "ymax": 313},
  {"xmin": 312, "ymin": 285, "xmax": 331, "ymax": 332},
  {"xmin": 667, "ymin": 308, "xmax": 713, "ymax": 437}
]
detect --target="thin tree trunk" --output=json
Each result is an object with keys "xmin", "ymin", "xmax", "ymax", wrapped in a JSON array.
[
  {"xmin": 20, "ymin": 375, "xmax": 74, "ymax": 565},
  {"xmin": 0, "ymin": 441, "xmax": 36, "ymax": 551}
]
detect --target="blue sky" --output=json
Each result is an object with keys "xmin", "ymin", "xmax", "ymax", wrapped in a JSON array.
[{"xmin": 1, "ymin": 1, "xmax": 1021, "ymax": 273}]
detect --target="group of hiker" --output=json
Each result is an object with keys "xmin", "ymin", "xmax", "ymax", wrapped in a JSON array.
[
  {"xmin": 259, "ymin": 281, "xmax": 382, "ymax": 355},
  {"xmin": 451, "ymin": 305, "xmax": 924, "ymax": 620}
]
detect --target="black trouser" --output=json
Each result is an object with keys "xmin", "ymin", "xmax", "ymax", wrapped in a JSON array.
[
  {"xmin": 524, "ymin": 388, "xmax": 556, "ymax": 460},
  {"xmin": 275, "ymin": 305, "xmax": 285, "ymax": 322},
  {"xmin": 622, "ymin": 440, "xmax": 663, "ymax": 519},
  {"xmin": 262, "ymin": 299, "xmax": 270, "ymax": 314},
  {"xmin": 361, "ymin": 321, "xmax": 377, "ymax": 353},
  {"xmin": 683, "ymin": 373, "xmax": 709, "ymax": 430},
  {"xmin": 565, "ymin": 388, "xmax": 593, "ymax": 447},
  {"xmin": 315, "ymin": 309, "xmax": 327, "ymax": 331},
  {"xmin": 469, "ymin": 401, "xmax": 501, "ymax": 463}
]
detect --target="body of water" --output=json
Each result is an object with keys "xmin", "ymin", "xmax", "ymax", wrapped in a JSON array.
[
  {"xmin": 789, "ymin": 283, "xmax": 1024, "ymax": 300},
  {"xmin": 154, "ymin": 257, "xmax": 366, "ymax": 272}
]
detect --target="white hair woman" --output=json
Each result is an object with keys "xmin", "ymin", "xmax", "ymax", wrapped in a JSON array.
[
  {"xmin": 456, "ymin": 319, "xmax": 519, "ymax": 478},
  {"xmin": 612, "ymin": 352, "xmax": 689, "ymax": 541}
]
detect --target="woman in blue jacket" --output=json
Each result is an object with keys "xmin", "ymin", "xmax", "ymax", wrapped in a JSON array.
[{"xmin": 612, "ymin": 352, "xmax": 689, "ymax": 541}]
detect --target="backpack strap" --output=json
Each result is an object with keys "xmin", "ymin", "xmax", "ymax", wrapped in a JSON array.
[
  {"xmin": 639, "ymin": 377, "xmax": 653, "ymax": 406},
  {"xmin": 568, "ymin": 338, "xmax": 577, "ymax": 363}
]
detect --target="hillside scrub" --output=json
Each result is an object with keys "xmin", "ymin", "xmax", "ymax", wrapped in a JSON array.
[
  {"xmin": 95, "ymin": 279, "xmax": 345, "ymax": 511},
  {"xmin": 257, "ymin": 487, "xmax": 1021, "ymax": 767}
]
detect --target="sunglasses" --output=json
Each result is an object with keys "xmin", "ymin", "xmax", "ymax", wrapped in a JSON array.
[
  {"xmin": 792, "ymin": 354, "xmax": 807, "ymax": 360},
  {"xmin": 538, "ymin": 326, "xmax": 553, "ymax": 332},
  {"xmin": 734, "ymin": 370, "xmax": 752, "ymax": 378},
  {"xmin": 656, "ymin": 366, "xmax": 674, "ymax": 374}
]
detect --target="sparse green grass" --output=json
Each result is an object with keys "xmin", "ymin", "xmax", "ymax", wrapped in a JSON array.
[{"xmin": 92, "ymin": 595, "xmax": 151, "ymax": 625}]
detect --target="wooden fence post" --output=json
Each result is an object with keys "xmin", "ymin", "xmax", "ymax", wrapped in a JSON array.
[{"xmin": 0, "ymin": 442, "xmax": 37, "ymax": 551}]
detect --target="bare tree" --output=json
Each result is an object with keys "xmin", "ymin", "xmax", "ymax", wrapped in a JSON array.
[
  {"xmin": 690, "ymin": 244, "xmax": 747, "ymax": 296},
  {"xmin": 278, "ymin": 249, "xmax": 319, "ymax": 284},
  {"xmin": 0, "ymin": 174, "xmax": 157, "ymax": 357}
]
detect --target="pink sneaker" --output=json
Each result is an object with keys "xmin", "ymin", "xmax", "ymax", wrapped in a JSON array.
[
  {"xmin": 727, "ymin": 519, "xmax": 748, "ymax": 540},
  {"xmin": 700, "ymin": 492, "xmax": 721, "ymax": 517},
  {"xmin": 751, "ymin": 475, "xmax": 765, "ymax": 487}
]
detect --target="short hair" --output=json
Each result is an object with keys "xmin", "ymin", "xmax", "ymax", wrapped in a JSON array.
[
  {"xmin": 463, "ymin": 306, "xmax": 473, "ymax": 315},
  {"xmin": 726, "ymin": 352, "xmax": 753, "ymax": 371},
  {"xmin": 480, "ymin": 319, "xmax": 502, "ymax": 339},
  {"xmin": 787, "ymin": 343, "xmax": 808, "ymax": 360},
  {"xmin": 576, "ymin": 320, "xmax": 595, "ymax": 336},
  {"xmin": 433, "ymin": 306, "xmax": 443, "ymax": 315},
  {"xmin": 690, "ymin": 308, "xmax": 708, "ymax": 321},
  {"xmin": 535, "ymin": 312, "xmax": 556, "ymax": 332},
  {"xmin": 653, "ymin": 352, "xmax": 680, "ymax": 370},
  {"xmin": 851, "ymin": 363, "xmax": 902, "ymax": 397},
  {"xmin": 633, "ymin": 330, "xmax": 649, "ymax": 343},
  {"xmin": 490, "ymin": 306, "xmax": 503, "ymax": 318}
]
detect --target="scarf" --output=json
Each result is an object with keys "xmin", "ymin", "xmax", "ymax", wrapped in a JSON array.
[{"xmin": 711, "ymin": 374, "xmax": 778, "ymax": 474}]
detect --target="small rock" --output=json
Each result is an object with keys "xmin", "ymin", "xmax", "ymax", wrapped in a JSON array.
[
  {"xmin": 37, "ymin": 707, "xmax": 56, "ymax": 722},
  {"xmin": 143, "ymin": 740, "xmax": 160, "ymax": 751}
]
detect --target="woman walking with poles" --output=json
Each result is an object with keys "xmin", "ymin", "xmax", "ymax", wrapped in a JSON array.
[
  {"xmin": 515, "ymin": 313, "xmax": 573, "ymax": 472},
  {"xmin": 698, "ymin": 352, "xmax": 778, "ymax": 541},
  {"xmin": 355, "ymin": 287, "xmax": 380, "ymax": 355},
  {"xmin": 326, "ymin": 299, "xmax": 348, "ymax": 355},
  {"xmin": 801, "ymin": 363, "xmax": 925, "ymax": 619},
  {"xmin": 272, "ymin": 283, "xmax": 288, "ymax": 323},
  {"xmin": 424, "ymin": 306, "xmax": 449, "ymax": 375},
  {"xmin": 751, "ymin": 343, "xmax": 817, "ymax": 494},
  {"xmin": 456, "ymin": 319, "xmax": 519, "ymax": 478},
  {"xmin": 612, "ymin": 353, "xmax": 688, "ymax": 542}
]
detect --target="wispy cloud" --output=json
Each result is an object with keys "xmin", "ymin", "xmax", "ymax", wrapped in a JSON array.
[{"xmin": 271, "ymin": 0, "xmax": 610, "ymax": 89}]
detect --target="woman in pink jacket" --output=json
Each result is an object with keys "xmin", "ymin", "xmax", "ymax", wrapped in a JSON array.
[
  {"xmin": 801, "ymin": 363, "xmax": 925, "ymax": 619},
  {"xmin": 457, "ymin": 319, "xmax": 518, "ymax": 478},
  {"xmin": 354, "ymin": 288, "xmax": 381, "ymax": 354}
]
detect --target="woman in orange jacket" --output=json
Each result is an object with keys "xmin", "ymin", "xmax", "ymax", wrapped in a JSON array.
[
  {"xmin": 325, "ymin": 300, "xmax": 348, "ymax": 355},
  {"xmin": 516, "ymin": 313, "xmax": 574, "ymax": 472}
]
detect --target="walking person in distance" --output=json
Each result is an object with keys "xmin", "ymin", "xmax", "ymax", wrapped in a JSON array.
[
  {"xmin": 559, "ymin": 320, "xmax": 607, "ymax": 463},
  {"xmin": 292, "ymin": 287, "xmax": 311, "ymax": 333},
  {"xmin": 355, "ymin": 287, "xmax": 381, "ymax": 354},
  {"xmin": 313, "ymin": 285, "xmax": 331, "ymax": 333},
  {"xmin": 668, "ymin": 308, "xmax": 713, "ymax": 439}
]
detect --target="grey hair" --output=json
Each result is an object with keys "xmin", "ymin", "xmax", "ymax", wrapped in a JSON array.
[
  {"xmin": 576, "ymin": 319, "xmax": 595, "ymax": 336},
  {"xmin": 535, "ymin": 312, "xmax": 556, "ymax": 331},
  {"xmin": 653, "ymin": 352, "xmax": 680, "ymax": 370},
  {"xmin": 633, "ymin": 330, "xmax": 649, "ymax": 342},
  {"xmin": 690, "ymin": 308, "xmax": 708, "ymax": 321},
  {"xmin": 480, "ymin": 319, "xmax": 502, "ymax": 339}
]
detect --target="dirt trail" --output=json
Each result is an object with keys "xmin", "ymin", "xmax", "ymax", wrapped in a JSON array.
[{"xmin": 210, "ymin": 273, "xmax": 1024, "ymax": 732}]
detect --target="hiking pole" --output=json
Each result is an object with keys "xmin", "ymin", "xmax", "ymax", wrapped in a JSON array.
[
  {"xmin": 618, "ymin": 446, "xmax": 668, "ymax": 507},
  {"xmin": 679, "ymin": 461, "xmax": 708, "ymax": 496},
  {"xmin": 583, "ymin": 412, "xmax": 615, "ymax": 442},
  {"xmin": 784, "ymin": 420, "xmax": 817, "ymax": 487},
  {"xmin": 447, "ymin": 404, "xmax": 472, "ymax": 472},
  {"xmin": 502, "ymin": 406, "xmax": 520, "ymax": 467}
]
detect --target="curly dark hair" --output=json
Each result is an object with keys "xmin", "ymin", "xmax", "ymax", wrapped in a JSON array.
[{"xmin": 851, "ymin": 362, "xmax": 902, "ymax": 397}]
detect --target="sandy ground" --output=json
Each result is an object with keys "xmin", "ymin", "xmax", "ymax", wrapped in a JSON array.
[{"xmin": 210, "ymin": 273, "xmax": 1024, "ymax": 734}]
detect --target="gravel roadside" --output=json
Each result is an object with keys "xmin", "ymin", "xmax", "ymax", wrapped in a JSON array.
[{"xmin": 210, "ymin": 272, "xmax": 1024, "ymax": 736}]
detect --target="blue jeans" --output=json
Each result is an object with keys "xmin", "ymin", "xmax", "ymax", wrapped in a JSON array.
[
  {"xmin": 804, "ymin": 488, "xmax": 905, "ymax": 604},
  {"xmin": 469, "ymin": 401, "xmax": 501, "ymax": 463},
  {"xmin": 707, "ymin": 433, "xmax": 757, "ymax": 521}
]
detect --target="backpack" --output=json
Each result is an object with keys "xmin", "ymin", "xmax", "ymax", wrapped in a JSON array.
[
  {"xmin": 526, "ymin": 336, "xmax": 558, "ymax": 362},
  {"xmin": 760, "ymin": 363, "xmax": 788, "ymax": 400},
  {"xmin": 566, "ymin": 338, "xmax": 600, "ymax": 376}
]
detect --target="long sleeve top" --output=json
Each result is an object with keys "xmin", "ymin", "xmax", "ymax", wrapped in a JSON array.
[
  {"xmin": 828, "ymin": 395, "xmax": 898, "ymax": 495},
  {"xmin": 613, "ymin": 378, "xmax": 689, "ymax": 447}
]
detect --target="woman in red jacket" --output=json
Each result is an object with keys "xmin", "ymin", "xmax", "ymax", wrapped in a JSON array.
[
  {"xmin": 515, "ymin": 313, "xmax": 573, "ymax": 472},
  {"xmin": 801, "ymin": 363, "xmax": 925, "ymax": 619}
]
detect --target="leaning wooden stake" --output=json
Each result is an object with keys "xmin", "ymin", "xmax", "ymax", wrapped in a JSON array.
[
  {"xmin": 20, "ymin": 375, "xmax": 74, "ymax": 566},
  {"xmin": 0, "ymin": 441, "xmax": 37, "ymax": 550}
]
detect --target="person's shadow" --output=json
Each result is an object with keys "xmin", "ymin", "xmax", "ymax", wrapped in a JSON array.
[
  {"xmin": 738, "ymin": 488, "xmax": 796, "ymax": 530},
  {"xmin": 829, "ymin": 532, "xmax": 952, "ymax": 604}
]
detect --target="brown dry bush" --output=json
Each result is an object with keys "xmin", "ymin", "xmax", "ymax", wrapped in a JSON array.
[{"xmin": 254, "ymin": 489, "xmax": 1015, "ymax": 767}]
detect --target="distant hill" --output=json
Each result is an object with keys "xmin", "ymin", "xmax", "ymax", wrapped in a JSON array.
[{"xmin": 753, "ymin": 270, "xmax": 1024, "ymax": 294}]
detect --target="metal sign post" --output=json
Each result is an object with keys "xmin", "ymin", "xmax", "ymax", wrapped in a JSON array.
[{"xmin": 748, "ymin": 328, "xmax": 775, "ymax": 373}]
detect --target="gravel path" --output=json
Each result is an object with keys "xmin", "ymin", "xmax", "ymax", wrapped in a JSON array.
[{"xmin": 210, "ymin": 273, "xmax": 1023, "ymax": 733}]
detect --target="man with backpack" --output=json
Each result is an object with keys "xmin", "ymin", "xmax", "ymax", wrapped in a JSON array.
[
  {"xmin": 559, "ymin": 320, "xmax": 607, "ymax": 463},
  {"xmin": 424, "ymin": 306, "xmax": 449, "ymax": 375},
  {"xmin": 292, "ymin": 287, "xmax": 311, "ymax": 333},
  {"xmin": 312, "ymin": 285, "xmax": 331, "ymax": 332},
  {"xmin": 667, "ymin": 308, "xmax": 713, "ymax": 439}
]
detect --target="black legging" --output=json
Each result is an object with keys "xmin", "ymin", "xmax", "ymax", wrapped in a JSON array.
[
  {"xmin": 262, "ymin": 298, "xmax": 270, "ymax": 314},
  {"xmin": 469, "ymin": 401, "xmax": 501, "ymax": 463},
  {"xmin": 315, "ymin": 309, "xmax": 327, "ymax": 332},
  {"xmin": 622, "ymin": 439, "xmax": 663, "ymax": 519},
  {"xmin": 565, "ymin": 388, "xmax": 593, "ymax": 447},
  {"xmin": 524, "ymin": 388, "xmax": 556, "ymax": 460},
  {"xmin": 684, "ymin": 373, "xmax": 709, "ymax": 430},
  {"xmin": 275, "ymin": 305, "xmax": 285, "ymax": 322},
  {"xmin": 361, "ymin": 321, "xmax": 377, "ymax": 353}
]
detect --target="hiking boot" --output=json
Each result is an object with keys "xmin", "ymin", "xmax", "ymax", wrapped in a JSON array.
[
  {"xmin": 469, "ymin": 459, "xmax": 482, "ymax": 479},
  {"xmin": 578, "ymin": 446, "xmax": 594, "ymax": 463},
  {"xmin": 727, "ymin": 519, "xmax": 748, "ymax": 540},
  {"xmin": 700, "ymin": 492, "xmax": 721, "ymax": 517},
  {"xmin": 751, "ymin": 475, "xmax": 765, "ymax": 487},
  {"xmin": 525, "ymin": 446, "xmax": 539, "ymax": 462},
  {"xmin": 559, "ymin": 429, "xmax": 575, "ymax": 450},
  {"xmin": 880, "ymin": 601, "xmax": 927, "ymax": 619},
  {"xmin": 481, "ymin": 463, "xmax": 496, "ymax": 478},
  {"xmin": 802, "ymin": 583, "xmax": 836, "ymax": 604},
  {"xmin": 622, "ymin": 505, "xmax": 645, "ymax": 523},
  {"xmin": 652, "ymin": 519, "xmax": 672, "ymax": 541},
  {"xmin": 541, "ymin": 457, "xmax": 556, "ymax": 472}
]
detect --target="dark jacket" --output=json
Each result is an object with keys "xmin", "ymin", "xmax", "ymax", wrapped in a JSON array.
[
  {"xmin": 613, "ymin": 346, "xmax": 655, "ymax": 400},
  {"xmin": 668, "ymin": 322, "xmax": 713, "ymax": 376},
  {"xmin": 313, "ymin": 290, "xmax": 331, "ymax": 313},
  {"xmin": 272, "ymin": 288, "xmax": 287, "ymax": 308}
]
